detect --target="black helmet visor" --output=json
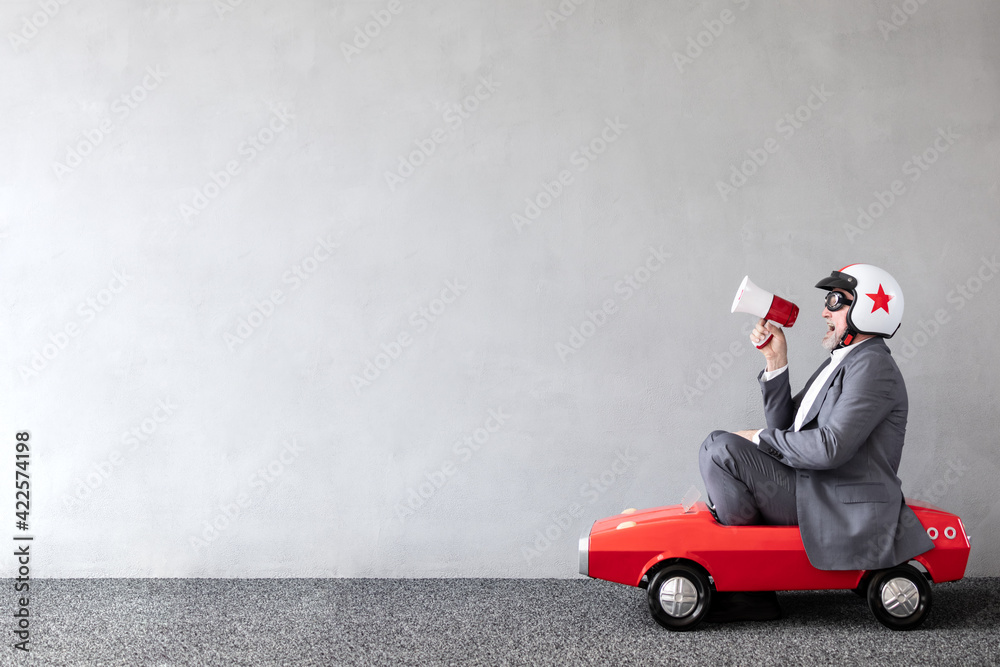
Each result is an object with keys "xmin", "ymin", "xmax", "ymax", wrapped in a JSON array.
[{"xmin": 815, "ymin": 270, "xmax": 858, "ymax": 292}]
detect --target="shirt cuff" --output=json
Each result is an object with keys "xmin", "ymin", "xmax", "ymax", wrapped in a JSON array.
[
  {"xmin": 761, "ymin": 365, "xmax": 788, "ymax": 382},
  {"xmin": 751, "ymin": 428, "xmax": 764, "ymax": 445}
]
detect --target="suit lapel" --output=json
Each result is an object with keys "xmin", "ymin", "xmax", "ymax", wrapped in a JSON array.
[
  {"xmin": 799, "ymin": 362, "xmax": 841, "ymax": 427},
  {"xmin": 793, "ymin": 357, "xmax": 831, "ymax": 409},
  {"xmin": 799, "ymin": 338, "xmax": 888, "ymax": 428}
]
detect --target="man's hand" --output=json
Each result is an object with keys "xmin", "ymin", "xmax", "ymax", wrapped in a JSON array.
[
  {"xmin": 733, "ymin": 429, "xmax": 761, "ymax": 441},
  {"xmin": 751, "ymin": 318, "xmax": 788, "ymax": 372}
]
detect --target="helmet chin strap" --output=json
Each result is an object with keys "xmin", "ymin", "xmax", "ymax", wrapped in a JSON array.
[
  {"xmin": 837, "ymin": 326, "xmax": 858, "ymax": 349},
  {"xmin": 836, "ymin": 293, "xmax": 859, "ymax": 349}
]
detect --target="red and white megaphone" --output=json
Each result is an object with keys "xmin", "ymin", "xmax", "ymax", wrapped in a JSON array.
[{"xmin": 731, "ymin": 276, "xmax": 800, "ymax": 349}]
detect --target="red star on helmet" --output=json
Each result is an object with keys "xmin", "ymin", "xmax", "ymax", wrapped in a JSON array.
[{"xmin": 866, "ymin": 284, "xmax": 893, "ymax": 313}]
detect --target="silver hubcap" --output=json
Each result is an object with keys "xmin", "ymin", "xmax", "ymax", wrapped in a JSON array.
[
  {"xmin": 659, "ymin": 576, "xmax": 698, "ymax": 618},
  {"xmin": 881, "ymin": 577, "xmax": 920, "ymax": 618}
]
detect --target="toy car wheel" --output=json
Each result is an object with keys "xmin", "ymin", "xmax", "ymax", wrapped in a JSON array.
[
  {"xmin": 866, "ymin": 564, "xmax": 932, "ymax": 630},
  {"xmin": 647, "ymin": 564, "xmax": 712, "ymax": 631}
]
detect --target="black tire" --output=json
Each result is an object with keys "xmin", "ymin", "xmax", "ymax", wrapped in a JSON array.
[
  {"xmin": 647, "ymin": 564, "xmax": 712, "ymax": 631},
  {"xmin": 867, "ymin": 564, "xmax": 932, "ymax": 630}
]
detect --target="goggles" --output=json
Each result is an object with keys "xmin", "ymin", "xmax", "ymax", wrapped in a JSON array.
[{"xmin": 824, "ymin": 291, "xmax": 853, "ymax": 312}]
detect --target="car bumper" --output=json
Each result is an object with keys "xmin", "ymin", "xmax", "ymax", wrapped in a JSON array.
[{"xmin": 579, "ymin": 523, "xmax": 592, "ymax": 577}]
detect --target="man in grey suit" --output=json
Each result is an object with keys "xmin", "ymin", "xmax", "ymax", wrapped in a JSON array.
[{"xmin": 699, "ymin": 264, "xmax": 933, "ymax": 620}]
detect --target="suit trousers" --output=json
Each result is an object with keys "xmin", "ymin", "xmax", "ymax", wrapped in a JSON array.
[{"xmin": 699, "ymin": 430, "xmax": 798, "ymax": 526}]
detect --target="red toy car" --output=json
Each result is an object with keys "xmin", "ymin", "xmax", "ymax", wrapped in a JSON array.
[{"xmin": 579, "ymin": 499, "xmax": 970, "ymax": 630}]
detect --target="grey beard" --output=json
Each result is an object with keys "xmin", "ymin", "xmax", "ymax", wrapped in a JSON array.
[{"xmin": 821, "ymin": 330, "xmax": 840, "ymax": 352}]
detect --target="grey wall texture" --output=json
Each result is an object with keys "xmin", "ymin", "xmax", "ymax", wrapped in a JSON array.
[{"xmin": 2, "ymin": 0, "xmax": 998, "ymax": 578}]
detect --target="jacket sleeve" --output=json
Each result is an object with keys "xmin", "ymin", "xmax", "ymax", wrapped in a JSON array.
[
  {"xmin": 758, "ymin": 368, "xmax": 797, "ymax": 431},
  {"xmin": 756, "ymin": 352, "xmax": 899, "ymax": 470}
]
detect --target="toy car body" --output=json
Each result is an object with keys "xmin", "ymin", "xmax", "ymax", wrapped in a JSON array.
[{"xmin": 579, "ymin": 499, "xmax": 970, "ymax": 630}]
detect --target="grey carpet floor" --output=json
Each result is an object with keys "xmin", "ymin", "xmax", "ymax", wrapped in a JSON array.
[{"xmin": 4, "ymin": 578, "xmax": 999, "ymax": 666}]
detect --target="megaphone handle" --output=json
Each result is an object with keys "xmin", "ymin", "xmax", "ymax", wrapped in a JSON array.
[{"xmin": 755, "ymin": 331, "xmax": 773, "ymax": 349}]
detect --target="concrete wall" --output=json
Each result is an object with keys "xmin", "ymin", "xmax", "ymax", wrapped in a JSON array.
[{"xmin": 2, "ymin": 0, "xmax": 998, "ymax": 577}]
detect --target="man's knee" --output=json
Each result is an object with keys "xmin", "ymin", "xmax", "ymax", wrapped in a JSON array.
[
  {"xmin": 699, "ymin": 431, "xmax": 722, "ymax": 469},
  {"xmin": 700, "ymin": 430, "xmax": 750, "ymax": 463}
]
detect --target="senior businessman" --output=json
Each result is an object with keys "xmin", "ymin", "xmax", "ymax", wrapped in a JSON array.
[{"xmin": 698, "ymin": 264, "xmax": 934, "ymax": 621}]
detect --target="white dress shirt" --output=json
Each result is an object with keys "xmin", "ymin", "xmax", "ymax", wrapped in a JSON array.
[{"xmin": 752, "ymin": 344, "xmax": 861, "ymax": 443}]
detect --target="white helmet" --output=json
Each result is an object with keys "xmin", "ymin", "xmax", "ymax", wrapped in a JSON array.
[{"xmin": 815, "ymin": 263, "xmax": 904, "ymax": 346}]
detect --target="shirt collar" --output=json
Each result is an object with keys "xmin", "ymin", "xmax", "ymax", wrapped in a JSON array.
[
  {"xmin": 830, "ymin": 336, "xmax": 873, "ymax": 363},
  {"xmin": 830, "ymin": 346, "xmax": 852, "ymax": 362}
]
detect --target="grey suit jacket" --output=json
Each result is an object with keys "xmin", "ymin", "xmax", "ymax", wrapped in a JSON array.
[{"xmin": 756, "ymin": 337, "xmax": 934, "ymax": 570}]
